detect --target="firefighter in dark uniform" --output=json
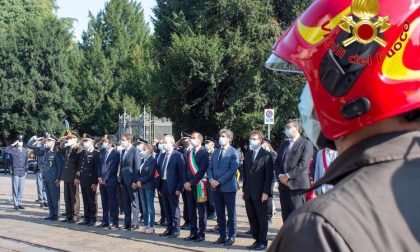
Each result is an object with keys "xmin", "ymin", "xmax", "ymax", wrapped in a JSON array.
[
  {"xmin": 265, "ymin": 0, "xmax": 420, "ymax": 251},
  {"xmin": 59, "ymin": 132, "xmax": 82, "ymax": 223},
  {"xmin": 77, "ymin": 135, "xmax": 100, "ymax": 226}
]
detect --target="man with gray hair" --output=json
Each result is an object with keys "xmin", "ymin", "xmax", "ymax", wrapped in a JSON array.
[
  {"xmin": 158, "ymin": 135, "xmax": 186, "ymax": 238},
  {"xmin": 208, "ymin": 129, "xmax": 240, "ymax": 246}
]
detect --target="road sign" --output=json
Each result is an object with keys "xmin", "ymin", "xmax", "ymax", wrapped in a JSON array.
[{"xmin": 264, "ymin": 109, "xmax": 275, "ymax": 125}]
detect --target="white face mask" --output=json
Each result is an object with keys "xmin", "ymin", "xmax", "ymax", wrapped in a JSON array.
[
  {"xmin": 219, "ymin": 137, "xmax": 228, "ymax": 147},
  {"xmin": 158, "ymin": 144, "xmax": 165, "ymax": 152},
  {"xmin": 17, "ymin": 142, "xmax": 23, "ymax": 148},
  {"xmin": 249, "ymin": 139, "xmax": 260, "ymax": 150},
  {"xmin": 65, "ymin": 138, "xmax": 76, "ymax": 147},
  {"xmin": 298, "ymin": 83, "xmax": 322, "ymax": 148},
  {"xmin": 121, "ymin": 140, "xmax": 129, "ymax": 149},
  {"xmin": 82, "ymin": 142, "xmax": 91, "ymax": 150},
  {"xmin": 191, "ymin": 139, "xmax": 199, "ymax": 148},
  {"xmin": 284, "ymin": 128, "xmax": 292, "ymax": 139},
  {"xmin": 163, "ymin": 143, "xmax": 172, "ymax": 152},
  {"xmin": 140, "ymin": 151, "xmax": 151, "ymax": 159},
  {"xmin": 102, "ymin": 143, "xmax": 109, "ymax": 150}
]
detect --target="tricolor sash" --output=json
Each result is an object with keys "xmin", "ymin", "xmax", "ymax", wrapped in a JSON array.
[{"xmin": 187, "ymin": 149, "xmax": 207, "ymax": 203}]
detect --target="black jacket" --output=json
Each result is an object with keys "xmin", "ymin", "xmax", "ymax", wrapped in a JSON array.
[
  {"xmin": 59, "ymin": 146, "xmax": 81, "ymax": 183},
  {"xmin": 274, "ymin": 137, "xmax": 313, "ymax": 190},
  {"xmin": 77, "ymin": 150, "xmax": 100, "ymax": 187},
  {"xmin": 242, "ymin": 148, "xmax": 274, "ymax": 200},
  {"xmin": 268, "ymin": 131, "xmax": 420, "ymax": 252},
  {"xmin": 119, "ymin": 146, "xmax": 141, "ymax": 186}
]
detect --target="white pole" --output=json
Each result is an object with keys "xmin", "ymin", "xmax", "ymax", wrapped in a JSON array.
[{"xmin": 268, "ymin": 124, "xmax": 271, "ymax": 141}]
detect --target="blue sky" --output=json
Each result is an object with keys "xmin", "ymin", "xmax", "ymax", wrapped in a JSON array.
[{"xmin": 55, "ymin": 0, "xmax": 156, "ymax": 41}]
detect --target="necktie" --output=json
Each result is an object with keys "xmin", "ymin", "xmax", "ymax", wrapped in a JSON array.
[
  {"xmin": 162, "ymin": 154, "xmax": 169, "ymax": 179},
  {"xmin": 218, "ymin": 148, "xmax": 224, "ymax": 164},
  {"xmin": 253, "ymin": 150, "xmax": 257, "ymax": 163}
]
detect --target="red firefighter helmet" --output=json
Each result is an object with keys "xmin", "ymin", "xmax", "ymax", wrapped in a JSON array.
[{"xmin": 266, "ymin": 0, "xmax": 420, "ymax": 148}]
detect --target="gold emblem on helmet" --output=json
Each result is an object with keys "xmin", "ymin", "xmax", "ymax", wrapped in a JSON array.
[{"xmin": 339, "ymin": 0, "xmax": 390, "ymax": 47}]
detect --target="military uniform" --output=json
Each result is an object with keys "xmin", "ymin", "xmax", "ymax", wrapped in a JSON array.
[
  {"xmin": 28, "ymin": 138, "xmax": 48, "ymax": 205},
  {"xmin": 59, "ymin": 146, "xmax": 81, "ymax": 221},
  {"xmin": 5, "ymin": 146, "xmax": 28, "ymax": 207},
  {"xmin": 43, "ymin": 151, "xmax": 64, "ymax": 218},
  {"xmin": 77, "ymin": 149, "xmax": 100, "ymax": 224}
]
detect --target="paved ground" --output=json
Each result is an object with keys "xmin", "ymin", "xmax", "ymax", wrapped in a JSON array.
[{"xmin": 0, "ymin": 174, "xmax": 283, "ymax": 251}]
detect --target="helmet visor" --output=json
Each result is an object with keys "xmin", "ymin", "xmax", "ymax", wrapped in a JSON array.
[{"xmin": 265, "ymin": 53, "xmax": 303, "ymax": 74}]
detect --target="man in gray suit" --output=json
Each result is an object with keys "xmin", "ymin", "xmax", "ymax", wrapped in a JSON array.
[
  {"xmin": 208, "ymin": 129, "xmax": 240, "ymax": 246},
  {"xmin": 274, "ymin": 119, "xmax": 313, "ymax": 221},
  {"xmin": 119, "ymin": 134, "xmax": 141, "ymax": 231}
]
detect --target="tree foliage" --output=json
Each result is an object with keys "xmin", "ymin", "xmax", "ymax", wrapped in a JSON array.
[{"xmin": 0, "ymin": 0, "xmax": 78, "ymax": 144}]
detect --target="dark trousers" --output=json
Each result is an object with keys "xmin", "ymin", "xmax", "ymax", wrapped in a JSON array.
[
  {"xmin": 267, "ymin": 196, "xmax": 274, "ymax": 219},
  {"xmin": 117, "ymin": 184, "xmax": 124, "ymax": 213},
  {"xmin": 81, "ymin": 185, "xmax": 97, "ymax": 222},
  {"xmin": 213, "ymin": 189, "xmax": 237, "ymax": 238},
  {"xmin": 64, "ymin": 182, "xmax": 79, "ymax": 219},
  {"xmin": 44, "ymin": 181, "xmax": 60, "ymax": 217},
  {"xmin": 182, "ymin": 190, "xmax": 189, "ymax": 224},
  {"xmin": 186, "ymin": 187, "xmax": 207, "ymax": 237},
  {"xmin": 121, "ymin": 183, "xmax": 140, "ymax": 227},
  {"xmin": 100, "ymin": 185, "xmax": 119, "ymax": 226},
  {"xmin": 245, "ymin": 197, "xmax": 269, "ymax": 243},
  {"xmin": 279, "ymin": 187, "xmax": 306, "ymax": 221},
  {"xmin": 161, "ymin": 180, "xmax": 180, "ymax": 234},
  {"xmin": 206, "ymin": 181, "xmax": 215, "ymax": 216},
  {"xmin": 157, "ymin": 189, "xmax": 166, "ymax": 221}
]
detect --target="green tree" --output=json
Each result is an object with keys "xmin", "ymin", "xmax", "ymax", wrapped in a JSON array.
[
  {"xmin": 76, "ymin": 0, "xmax": 153, "ymax": 135},
  {"xmin": 0, "ymin": 0, "xmax": 78, "ymax": 144}
]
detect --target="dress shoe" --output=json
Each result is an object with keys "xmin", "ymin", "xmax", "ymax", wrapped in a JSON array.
[
  {"xmin": 195, "ymin": 236, "xmax": 205, "ymax": 242},
  {"xmin": 97, "ymin": 223, "xmax": 110, "ymax": 228},
  {"xmin": 184, "ymin": 234, "xmax": 198, "ymax": 241},
  {"xmin": 67, "ymin": 218, "xmax": 76, "ymax": 224},
  {"xmin": 169, "ymin": 232, "xmax": 180, "ymax": 238},
  {"xmin": 79, "ymin": 220, "xmax": 90, "ymax": 225},
  {"xmin": 247, "ymin": 241, "xmax": 258, "ymax": 250},
  {"xmin": 131, "ymin": 225, "xmax": 140, "ymax": 231},
  {"xmin": 159, "ymin": 230, "xmax": 171, "ymax": 236},
  {"xmin": 60, "ymin": 213, "xmax": 66, "ymax": 217},
  {"xmin": 245, "ymin": 229, "xmax": 252, "ymax": 235},
  {"xmin": 121, "ymin": 225, "xmax": 131, "ymax": 231},
  {"xmin": 14, "ymin": 206, "xmax": 19, "ymax": 210},
  {"xmin": 159, "ymin": 220, "xmax": 167, "ymax": 226},
  {"xmin": 44, "ymin": 216, "xmax": 53, "ymax": 220},
  {"xmin": 224, "ymin": 237, "xmax": 235, "ymax": 246},
  {"xmin": 18, "ymin": 205, "xmax": 25, "ymax": 209},
  {"xmin": 50, "ymin": 216, "xmax": 59, "ymax": 221},
  {"xmin": 212, "ymin": 237, "xmax": 226, "ymax": 244},
  {"xmin": 40, "ymin": 203, "xmax": 45, "ymax": 207},
  {"xmin": 44, "ymin": 203, "xmax": 48, "ymax": 207},
  {"xmin": 180, "ymin": 223, "xmax": 190, "ymax": 230},
  {"xmin": 61, "ymin": 218, "xmax": 69, "ymax": 223},
  {"xmin": 86, "ymin": 222, "xmax": 96, "ymax": 226},
  {"xmin": 253, "ymin": 243, "xmax": 267, "ymax": 250}
]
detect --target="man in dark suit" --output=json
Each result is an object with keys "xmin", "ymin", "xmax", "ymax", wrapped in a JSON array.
[
  {"xmin": 97, "ymin": 135, "xmax": 120, "ymax": 229},
  {"xmin": 77, "ymin": 135, "xmax": 100, "ymax": 226},
  {"xmin": 243, "ymin": 130, "xmax": 274, "ymax": 250},
  {"xmin": 155, "ymin": 138, "xmax": 167, "ymax": 226},
  {"xmin": 157, "ymin": 135, "xmax": 185, "ymax": 238},
  {"xmin": 274, "ymin": 119, "xmax": 313, "ymax": 221},
  {"xmin": 119, "ymin": 134, "xmax": 141, "ymax": 231},
  {"xmin": 208, "ymin": 129, "xmax": 240, "ymax": 246},
  {"xmin": 183, "ymin": 132, "xmax": 209, "ymax": 242}
]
